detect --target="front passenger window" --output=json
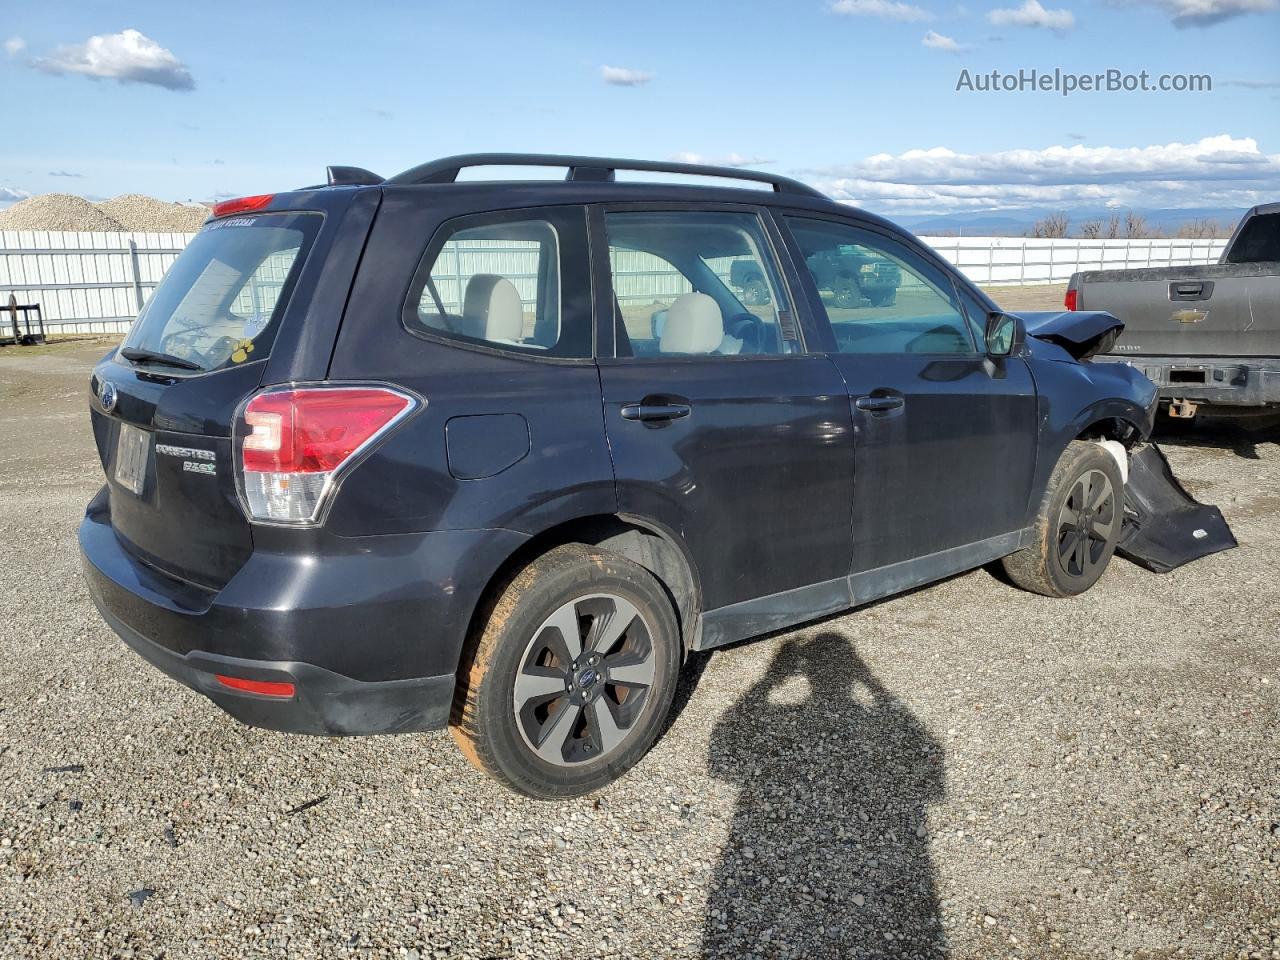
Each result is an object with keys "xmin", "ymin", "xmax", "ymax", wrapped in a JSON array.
[{"xmin": 786, "ymin": 218, "xmax": 977, "ymax": 356}]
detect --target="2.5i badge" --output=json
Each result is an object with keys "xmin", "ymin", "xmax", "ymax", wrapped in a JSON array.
[{"xmin": 156, "ymin": 443, "xmax": 217, "ymax": 476}]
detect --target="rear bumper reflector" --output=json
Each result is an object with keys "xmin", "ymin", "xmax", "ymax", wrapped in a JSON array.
[{"xmin": 215, "ymin": 675, "xmax": 296, "ymax": 698}]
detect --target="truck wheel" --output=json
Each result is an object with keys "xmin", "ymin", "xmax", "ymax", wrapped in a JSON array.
[
  {"xmin": 833, "ymin": 281, "xmax": 860, "ymax": 309},
  {"xmin": 867, "ymin": 290, "xmax": 896, "ymax": 308},
  {"xmin": 1001, "ymin": 441, "xmax": 1124, "ymax": 598},
  {"xmin": 450, "ymin": 544, "xmax": 681, "ymax": 798}
]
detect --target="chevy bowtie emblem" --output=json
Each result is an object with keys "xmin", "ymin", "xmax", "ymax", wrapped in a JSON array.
[
  {"xmin": 1171, "ymin": 309, "xmax": 1207, "ymax": 324},
  {"xmin": 97, "ymin": 379, "xmax": 118, "ymax": 413}
]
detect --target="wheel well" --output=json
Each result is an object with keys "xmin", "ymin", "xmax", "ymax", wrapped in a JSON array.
[
  {"xmin": 464, "ymin": 516, "xmax": 700, "ymax": 656},
  {"xmin": 1076, "ymin": 417, "xmax": 1143, "ymax": 447}
]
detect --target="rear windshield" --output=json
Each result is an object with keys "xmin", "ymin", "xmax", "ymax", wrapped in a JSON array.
[
  {"xmin": 1225, "ymin": 213, "xmax": 1280, "ymax": 264},
  {"xmin": 121, "ymin": 212, "xmax": 321, "ymax": 372}
]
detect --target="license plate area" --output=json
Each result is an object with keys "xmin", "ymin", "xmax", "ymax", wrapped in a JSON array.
[{"xmin": 114, "ymin": 423, "xmax": 150, "ymax": 496}]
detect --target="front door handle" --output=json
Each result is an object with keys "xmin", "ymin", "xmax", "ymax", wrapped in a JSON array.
[
  {"xmin": 621, "ymin": 402, "xmax": 692, "ymax": 422},
  {"xmin": 855, "ymin": 395, "xmax": 905, "ymax": 412}
]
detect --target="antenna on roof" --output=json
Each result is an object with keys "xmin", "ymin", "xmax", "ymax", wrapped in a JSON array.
[{"xmin": 326, "ymin": 166, "xmax": 384, "ymax": 187}]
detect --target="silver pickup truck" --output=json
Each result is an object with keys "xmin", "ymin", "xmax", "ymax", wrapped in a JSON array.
[{"xmin": 1066, "ymin": 202, "xmax": 1279, "ymax": 419}]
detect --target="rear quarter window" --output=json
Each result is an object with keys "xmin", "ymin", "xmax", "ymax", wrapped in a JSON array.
[{"xmin": 403, "ymin": 214, "xmax": 591, "ymax": 358}]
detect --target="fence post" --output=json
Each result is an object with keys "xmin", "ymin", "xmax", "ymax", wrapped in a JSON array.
[{"xmin": 127, "ymin": 237, "xmax": 145, "ymax": 312}]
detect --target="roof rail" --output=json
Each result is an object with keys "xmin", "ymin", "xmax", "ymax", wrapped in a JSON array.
[{"xmin": 384, "ymin": 153, "xmax": 825, "ymax": 198}]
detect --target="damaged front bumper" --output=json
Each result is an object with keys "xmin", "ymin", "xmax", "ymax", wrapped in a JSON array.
[{"xmin": 1116, "ymin": 443, "xmax": 1237, "ymax": 573}]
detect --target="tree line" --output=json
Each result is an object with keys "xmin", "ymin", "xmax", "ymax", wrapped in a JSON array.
[{"xmin": 1027, "ymin": 212, "xmax": 1232, "ymax": 240}]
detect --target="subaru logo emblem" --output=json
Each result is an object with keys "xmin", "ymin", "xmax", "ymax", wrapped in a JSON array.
[
  {"xmin": 578, "ymin": 668, "xmax": 599, "ymax": 688},
  {"xmin": 98, "ymin": 379, "xmax": 118, "ymax": 413}
]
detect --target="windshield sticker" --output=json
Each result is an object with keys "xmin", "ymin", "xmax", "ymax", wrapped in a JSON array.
[
  {"xmin": 205, "ymin": 217, "xmax": 258, "ymax": 231},
  {"xmin": 230, "ymin": 338, "xmax": 256, "ymax": 364}
]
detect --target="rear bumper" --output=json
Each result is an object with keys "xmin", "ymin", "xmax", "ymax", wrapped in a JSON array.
[
  {"xmin": 86, "ymin": 590, "xmax": 455, "ymax": 735},
  {"xmin": 78, "ymin": 485, "xmax": 527, "ymax": 735},
  {"xmin": 1095, "ymin": 355, "xmax": 1280, "ymax": 408}
]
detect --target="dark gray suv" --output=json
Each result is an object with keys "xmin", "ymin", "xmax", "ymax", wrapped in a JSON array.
[{"xmin": 78, "ymin": 154, "xmax": 1232, "ymax": 798}]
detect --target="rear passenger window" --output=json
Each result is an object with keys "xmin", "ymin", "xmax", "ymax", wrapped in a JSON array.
[
  {"xmin": 405, "ymin": 216, "xmax": 582, "ymax": 356},
  {"xmin": 786, "ymin": 217, "xmax": 977, "ymax": 356},
  {"xmin": 606, "ymin": 211, "xmax": 798, "ymax": 357}
]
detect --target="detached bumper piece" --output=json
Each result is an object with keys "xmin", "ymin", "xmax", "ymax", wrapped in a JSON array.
[{"xmin": 1117, "ymin": 443, "xmax": 1237, "ymax": 573}]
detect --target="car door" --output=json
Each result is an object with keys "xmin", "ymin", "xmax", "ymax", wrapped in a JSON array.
[
  {"xmin": 590, "ymin": 205, "xmax": 856, "ymax": 647},
  {"xmin": 777, "ymin": 213, "xmax": 1039, "ymax": 598}
]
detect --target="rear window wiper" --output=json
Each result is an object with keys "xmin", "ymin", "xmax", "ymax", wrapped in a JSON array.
[{"xmin": 120, "ymin": 347, "xmax": 202, "ymax": 371}]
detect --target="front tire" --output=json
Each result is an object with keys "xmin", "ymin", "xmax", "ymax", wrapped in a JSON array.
[
  {"xmin": 450, "ymin": 544, "xmax": 681, "ymax": 798},
  {"xmin": 1002, "ymin": 441, "xmax": 1124, "ymax": 598}
]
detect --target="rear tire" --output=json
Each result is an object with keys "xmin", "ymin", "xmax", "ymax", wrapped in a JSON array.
[
  {"xmin": 450, "ymin": 544, "xmax": 681, "ymax": 798},
  {"xmin": 1002, "ymin": 441, "xmax": 1124, "ymax": 598}
]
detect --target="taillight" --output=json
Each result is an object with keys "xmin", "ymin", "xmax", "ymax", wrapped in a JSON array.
[
  {"xmin": 238, "ymin": 386, "xmax": 417, "ymax": 524},
  {"xmin": 1064, "ymin": 288, "xmax": 1078, "ymax": 311},
  {"xmin": 213, "ymin": 194, "xmax": 275, "ymax": 217}
]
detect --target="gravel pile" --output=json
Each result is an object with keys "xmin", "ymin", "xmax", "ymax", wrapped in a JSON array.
[
  {"xmin": 0, "ymin": 194, "xmax": 208, "ymax": 233},
  {"xmin": 94, "ymin": 194, "xmax": 209, "ymax": 233},
  {"xmin": 0, "ymin": 194, "xmax": 124, "ymax": 232},
  {"xmin": 0, "ymin": 342, "xmax": 1277, "ymax": 959}
]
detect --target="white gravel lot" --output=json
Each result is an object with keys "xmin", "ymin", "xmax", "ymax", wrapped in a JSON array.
[{"xmin": 0, "ymin": 340, "xmax": 1276, "ymax": 960}]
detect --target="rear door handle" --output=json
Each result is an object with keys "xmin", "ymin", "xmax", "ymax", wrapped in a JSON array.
[
  {"xmin": 621, "ymin": 402, "xmax": 692, "ymax": 422},
  {"xmin": 854, "ymin": 395, "xmax": 904, "ymax": 412}
]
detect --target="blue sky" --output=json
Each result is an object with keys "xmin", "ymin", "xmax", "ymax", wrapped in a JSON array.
[{"xmin": 0, "ymin": 0, "xmax": 1276, "ymax": 219}]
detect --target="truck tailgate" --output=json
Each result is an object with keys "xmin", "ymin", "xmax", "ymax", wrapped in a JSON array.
[{"xmin": 1077, "ymin": 262, "xmax": 1280, "ymax": 357}]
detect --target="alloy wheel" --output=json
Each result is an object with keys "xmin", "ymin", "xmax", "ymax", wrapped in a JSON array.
[
  {"xmin": 512, "ymin": 593, "xmax": 657, "ymax": 766},
  {"xmin": 1055, "ymin": 468, "xmax": 1118, "ymax": 580}
]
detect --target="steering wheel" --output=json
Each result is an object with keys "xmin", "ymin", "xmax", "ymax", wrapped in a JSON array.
[{"xmin": 725, "ymin": 313, "xmax": 767, "ymax": 354}]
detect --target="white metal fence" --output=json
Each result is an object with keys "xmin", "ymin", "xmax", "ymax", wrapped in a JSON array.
[
  {"xmin": 922, "ymin": 236, "xmax": 1228, "ymax": 286},
  {"xmin": 0, "ymin": 230, "xmax": 1230, "ymax": 336}
]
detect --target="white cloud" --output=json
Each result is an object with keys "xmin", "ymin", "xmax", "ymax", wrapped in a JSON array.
[
  {"xmin": 33, "ymin": 29, "xmax": 194, "ymax": 91},
  {"xmin": 1125, "ymin": 0, "xmax": 1278, "ymax": 24},
  {"xmin": 829, "ymin": 0, "xmax": 933, "ymax": 21},
  {"xmin": 601, "ymin": 65, "xmax": 652, "ymax": 87},
  {"xmin": 4, "ymin": 37, "xmax": 24, "ymax": 55},
  {"xmin": 803, "ymin": 135, "xmax": 1280, "ymax": 214},
  {"xmin": 1, "ymin": 187, "xmax": 30, "ymax": 203},
  {"xmin": 987, "ymin": 0, "xmax": 1076, "ymax": 29},
  {"xmin": 670, "ymin": 152, "xmax": 775, "ymax": 167},
  {"xmin": 922, "ymin": 30, "xmax": 967, "ymax": 49}
]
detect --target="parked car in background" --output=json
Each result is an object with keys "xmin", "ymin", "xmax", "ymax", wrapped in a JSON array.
[
  {"xmin": 1067, "ymin": 202, "xmax": 1280, "ymax": 419},
  {"xmin": 805, "ymin": 244, "xmax": 902, "ymax": 308},
  {"xmin": 80, "ymin": 154, "xmax": 1232, "ymax": 799}
]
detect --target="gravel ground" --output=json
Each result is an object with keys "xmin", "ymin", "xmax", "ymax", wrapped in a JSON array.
[{"xmin": 0, "ymin": 340, "xmax": 1276, "ymax": 960}]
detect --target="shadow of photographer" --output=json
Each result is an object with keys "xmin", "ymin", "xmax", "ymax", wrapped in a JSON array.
[{"xmin": 702, "ymin": 632, "xmax": 948, "ymax": 959}]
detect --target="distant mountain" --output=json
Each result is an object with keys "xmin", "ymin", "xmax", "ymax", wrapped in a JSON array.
[{"xmin": 887, "ymin": 206, "xmax": 1249, "ymax": 237}]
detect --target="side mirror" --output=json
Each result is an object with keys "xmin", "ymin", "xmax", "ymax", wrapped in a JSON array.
[{"xmin": 984, "ymin": 312, "xmax": 1020, "ymax": 357}]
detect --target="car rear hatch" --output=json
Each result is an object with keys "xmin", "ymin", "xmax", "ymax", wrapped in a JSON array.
[{"xmin": 88, "ymin": 189, "xmax": 376, "ymax": 590}]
